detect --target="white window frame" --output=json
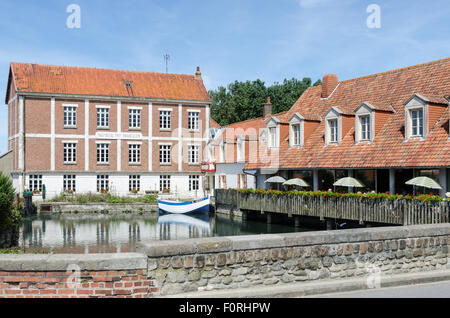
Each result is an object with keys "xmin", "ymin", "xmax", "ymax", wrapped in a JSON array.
[
  {"xmin": 159, "ymin": 109, "xmax": 172, "ymax": 130},
  {"xmin": 189, "ymin": 175, "xmax": 200, "ymax": 191},
  {"xmin": 159, "ymin": 175, "xmax": 171, "ymax": 192},
  {"xmin": 96, "ymin": 175, "xmax": 109, "ymax": 192},
  {"xmin": 63, "ymin": 175, "xmax": 76, "ymax": 192},
  {"xmin": 411, "ymin": 109, "xmax": 424, "ymax": 137},
  {"xmin": 129, "ymin": 175, "xmax": 141, "ymax": 192},
  {"xmin": 289, "ymin": 113, "xmax": 304, "ymax": 147},
  {"xmin": 188, "ymin": 110, "xmax": 200, "ymax": 131},
  {"xmin": 128, "ymin": 108, "xmax": 141, "ymax": 129},
  {"xmin": 63, "ymin": 104, "xmax": 77, "ymax": 128},
  {"xmin": 405, "ymin": 96, "xmax": 428, "ymax": 141},
  {"xmin": 96, "ymin": 106, "xmax": 110, "ymax": 129},
  {"xmin": 63, "ymin": 142, "xmax": 77, "ymax": 164},
  {"xmin": 324, "ymin": 107, "xmax": 343, "ymax": 146},
  {"xmin": 237, "ymin": 136, "xmax": 245, "ymax": 162},
  {"xmin": 219, "ymin": 140, "xmax": 226, "ymax": 163},
  {"xmin": 188, "ymin": 144, "xmax": 200, "ymax": 165},
  {"xmin": 96, "ymin": 143, "xmax": 110, "ymax": 164},
  {"xmin": 360, "ymin": 115, "xmax": 371, "ymax": 141},
  {"xmin": 29, "ymin": 175, "xmax": 43, "ymax": 192},
  {"xmin": 159, "ymin": 143, "xmax": 171, "ymax": 165},
  {"xmin": 128, "ymin": 143, "xmax": 141, "ymax": 164}
]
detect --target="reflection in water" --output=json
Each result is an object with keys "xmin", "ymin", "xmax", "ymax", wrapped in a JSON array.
[{"xmin": 19, "ymin": 212, "xmax": 308, "ymax": 254}]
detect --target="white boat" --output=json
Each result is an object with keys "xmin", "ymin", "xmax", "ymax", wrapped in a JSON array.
[
  {"xmin": 158, "ymin": 214, "xmax": 210, "ymax": 231},
  {"xmin": 157, "ymin": 196, "xmax": 210, "ymax": 214}
]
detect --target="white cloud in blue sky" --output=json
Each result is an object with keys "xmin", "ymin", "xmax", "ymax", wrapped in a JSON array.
[{"xmin": 0, "ymin": 0, "xmax": 449, "ymax": 153}]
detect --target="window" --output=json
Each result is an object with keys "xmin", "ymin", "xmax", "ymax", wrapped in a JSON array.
[
  {"xmin": 29, "ymin": 175, "xmax": 42, "ymax": 192},
  {"xmin": 159, "ymin": 144, "xmax": 171, "ymax": 165},
  {"xmin": 239, "ymin": 174, "xmax": 247, "ymax": 189},
  {"xmin": 129, "ymin": 109, "xmax": 141, "ymax": 129},
  {"xmin": 97, "ymin": 175, "xmax": 109, "ymax": 192},
  {"xmin": 360, "ymin": 115, "xmax": 371, "ymax": 141},
  {"xmin": 129, "ymin": 175, "xmax": 140, "ymax": 192},
  {"xmin": 188, "ymin": 111, "xmax": 200, "ymax": 131},
  {"xmin": 63, "ymin": 175, "xmax": 76, "ymax": 192},
  {"xmin": 411, "ymin": 109, "xmax": 424, "ymax": 137},
  {"xmin": 219, "ymin": 175, "xmax": 227, "ymax": 189},
  {"xmin": 269, "ymin": 127, "xmax": 277, "ymax": 147},
  {"xmin": 160, "ymin": 175, "xmax": 171, "ymax": 192},
  {"xmin": 188, "ymin": 145, "xmax": 200, "ymax": 164},
  {"xmin": 189, "ymin": 175, "xmax": 200, "ymax": 191},
  {"xmin": 219, "ymin": 141, "xmax": 225, "ymax": 163},
  {"xmin": 292, "ymin": 124, "xmax": 301, "ymax": 146},
  {"xmin": 97, "ymin": 143, "xmax": 109, "ymax": 164},
  {"xmin": 128, "ymin": 144, "xmax": 141, "ymax": 164},
  {"xmin": 237, "ymin": 138, "xmax": 244, "ymax": 162},
  {"xmin": 160, "ymin": 110, "xmax": 171, "ymax": 130},
  {"xmin": 97, "ymin": 107, "xmax": 109, "ymax": 128},
  {"xmin": 63, "ymin": 106, "xmax": 77, "ymax": 127},
  {"xmin": 329, "ymin": 119, "xmax": 338, "ymax": 143},
  {"xmin": 63, "ymin": 142, "xmax": 77, "ymax": 164}
]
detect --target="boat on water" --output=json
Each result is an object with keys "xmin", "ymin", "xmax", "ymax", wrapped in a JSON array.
[{"xmin": 157, "ymin": 196, "xmax": 210, "ymax": 214}]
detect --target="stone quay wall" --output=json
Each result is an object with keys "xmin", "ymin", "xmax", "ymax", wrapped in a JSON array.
[
  {"xmin": 0, "ymin": 224, "xmax": 449, "ymax": 297},
  {"xmin": 40, "ymin": 202, "xmax": 158, "ymax": 214},
  {"xmin": 0, "ymin": 253, "xmax": 157, "ymax": 298},
  {"xmin": 139, "ymin": 224, "xmax": 450, "ymax": 296}
]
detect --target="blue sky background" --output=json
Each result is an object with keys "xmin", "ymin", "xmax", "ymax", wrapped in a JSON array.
[{"xmin": 0, "ymin": 0, "xmax": 449, "ymax": 153}]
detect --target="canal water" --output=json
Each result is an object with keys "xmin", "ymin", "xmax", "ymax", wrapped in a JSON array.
[{"xmin": 18, "ymin": 212, "xmax": 312, "ymax": 254}]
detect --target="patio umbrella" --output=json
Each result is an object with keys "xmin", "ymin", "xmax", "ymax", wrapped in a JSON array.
[
  {"xmin": 264, "ymin": 176, "xmax": 286, "ymax": 184},
  {"xmin": 333, "ymin": 177, "xmax": 365, "ymax": 188},
  {"xmin": 283, "ymin": 178, "xmax": 310, "ymax": 187},
  {"xmin": 405, "ymin": 176, "xmax": 443, "ymax": 189}
]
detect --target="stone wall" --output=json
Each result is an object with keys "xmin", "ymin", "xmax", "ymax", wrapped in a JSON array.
[
  {"xmin": 1, "ymin": 224, "xmax": 449, "ymax": 297},
  {"xmin": 0, "ymin": 253, "xmax": 157, "ymax": 298},
  {"xmin": 40, "ymin": 202, "xmax": 158, "ymax": 213},
  {"xmin": 138, "ymin": 224, "xmax": 450, "ymax": 296}
]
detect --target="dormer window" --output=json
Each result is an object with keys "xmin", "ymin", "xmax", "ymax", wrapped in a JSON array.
[
  {"xmin": 266, "ymin": 117, "xmax": 280, "ymax": 148},
  {"xmin": 324, "ymin": 107, "xmax": 343, "ymax": 146},
  {"xmin": 289, "ymin": 113, "xmax": 304, "ymax": 147},
  {"xmin": 404, "ymin": 94, "xmax": 427, "ymax": 140}
]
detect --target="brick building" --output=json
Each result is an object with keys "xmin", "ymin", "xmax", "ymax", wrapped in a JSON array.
[{"xmin": 5, "ymin": 63, "xmax": 213, "ymax": 198}]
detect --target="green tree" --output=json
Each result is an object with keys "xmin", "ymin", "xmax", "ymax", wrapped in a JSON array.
[
  {"xmin": 0, "ymin": 173, "xmax": 20, "ymax": 233},
  {"xmin": 210, "ymin": 77, "xmax": 318, "ymax": 126}
]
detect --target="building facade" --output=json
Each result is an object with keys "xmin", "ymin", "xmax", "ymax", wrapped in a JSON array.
[
  {"xmin": 211, "ymin": 58, "xmax": 450, "ymax": 196},
  {"xmin": 5, "ymin": 63, "xmax": 213, "ymax": 198}
]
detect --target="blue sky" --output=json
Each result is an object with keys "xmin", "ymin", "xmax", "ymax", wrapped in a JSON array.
[{"xmin": 0, "ymin": 0, "xmax": 449, "ymax": 153}]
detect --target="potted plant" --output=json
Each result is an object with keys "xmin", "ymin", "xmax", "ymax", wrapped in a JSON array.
[
  {"xmin": 130, "ymin": 188, "xmax": 139, "ymax": 194},
  {"xmin": 32, "ymin": 189, "xmax": 41, "ymax": 195},
  {"xmin": 162, "ymin": 188, "xmax": 170, "ymax": 194}
]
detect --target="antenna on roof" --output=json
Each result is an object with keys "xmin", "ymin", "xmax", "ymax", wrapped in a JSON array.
[{"xmin": 163, "ymin": 53, "xmax": 170, "ymax": 73}]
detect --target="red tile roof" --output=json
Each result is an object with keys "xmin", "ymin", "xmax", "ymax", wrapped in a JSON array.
[
  {"xmin": 6, "ymin": 62, "xmax": 211, "ymax": 103},
  {"xmin": 245, "ymin": 57, "xmax": 450, "ymax": 170},
  {"xmin": 210, "ymin": 118, "xmax": 221, "ymax": 129}
]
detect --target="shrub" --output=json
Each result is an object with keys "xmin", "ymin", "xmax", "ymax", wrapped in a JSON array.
[{"xmin": 0, "ymin": 172, "xmax": 21, "ymax": 232}]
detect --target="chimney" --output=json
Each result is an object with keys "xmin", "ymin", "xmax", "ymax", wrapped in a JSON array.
[
  {"xmin": 194, "ymin": 66, "xmax": 202, "ymax": 80},
  {"xmin": 321, "ymin": 74, "xmax": 338, "ymax": 98},
  {"xmin": 263, "ymin": 97, "xmax": 272, "ymax": 117}
]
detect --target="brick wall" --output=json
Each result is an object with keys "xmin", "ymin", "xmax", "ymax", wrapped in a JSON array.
[
  {"xmin": 0, "ymin": 269, "xmax": 155, "ymax": 298},
  {"xmin": 0, "ymin": 253, "xmax": 157, "ymax": 298}
]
